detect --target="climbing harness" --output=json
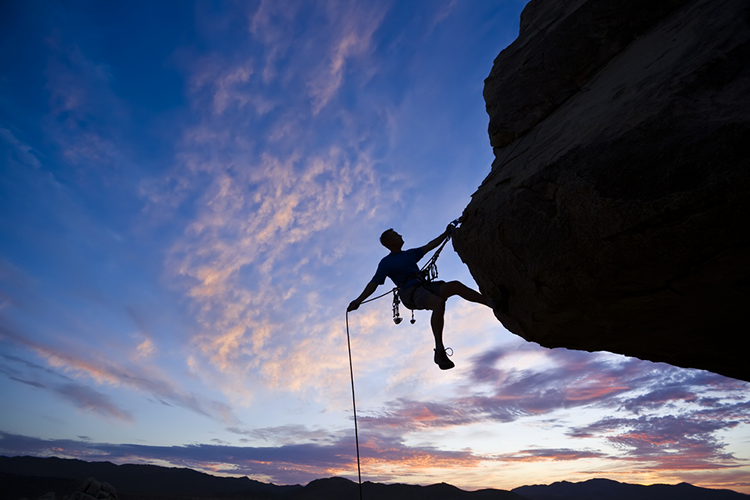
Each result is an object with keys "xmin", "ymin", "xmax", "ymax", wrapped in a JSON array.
[
  {"xmin": 343, "ymin": 220, "xmax": 459, "ymax": 500},
  {"xmin": 390, "ymin": 223, "xmax": 454, "ymax": 325},
  {"xmin": 389, "ymin": 218, "xmax": 457, "ymax": 324}
]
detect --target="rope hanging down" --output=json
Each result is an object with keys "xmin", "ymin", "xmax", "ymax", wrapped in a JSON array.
[
  {"xmin": 343, "ymin": 219, "xmax": 459, "ymax": 500},
  {"xmin": 344, "ymin": 311, "xmax": 363, "ymax": 500}
]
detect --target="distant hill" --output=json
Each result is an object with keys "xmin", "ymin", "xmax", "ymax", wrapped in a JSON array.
[
  {"xmin": 290, "ymin": 477, "xmax": 522, "ymax": 500},
  {"xmin": 0, "ymin": 456, "xmax": 746, "ymax": 500},
  {"xmin": 512, "ymin": 478, "xmax": 749, "ymax": 500},
  {"xmin": 0, "ymin": 456, "xmax": 522, "ymax": 500},
  {"xmin": 0, "ymin": 456, "xmax": 299, "ymax": 499}
]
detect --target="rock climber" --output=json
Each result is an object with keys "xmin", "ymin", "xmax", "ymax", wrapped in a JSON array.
[{"xmin": 347, "ymin": 224, "xmax": 508, "ymax": 370}]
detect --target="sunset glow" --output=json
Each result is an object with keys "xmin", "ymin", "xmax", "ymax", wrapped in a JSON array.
[{"xmin": 1, "ymin": 0, "xmax": 749, "ymax": 495}]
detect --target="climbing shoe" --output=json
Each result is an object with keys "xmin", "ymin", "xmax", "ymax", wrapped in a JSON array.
[{"xmin": 434, "ymin": 348, "xmax": 455, "ymax": 370}]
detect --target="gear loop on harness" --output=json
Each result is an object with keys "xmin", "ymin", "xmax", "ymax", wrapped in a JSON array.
[{"xmin": 392, "ymin": 289, "xmax": 403, "ymax": 324}]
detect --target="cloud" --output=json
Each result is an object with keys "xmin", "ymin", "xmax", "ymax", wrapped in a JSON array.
[
  {"xmin": 429, "ymin": 0, "xmax": 458, "ymax": 32},
  {"xmin": 568, "ymin": 402, "xmax": 750, "ymax": 470},
  {"xmin": 659, "ymin": 469, "xmax": 750, "ymax": 493},
  {"xmin": 350, "ymin": 343, "xmax": 750, "ymax": 478},
  {"xmin": 247, "ymin": 0, "xmax": 387, "ymax": 114},
  {"xmin": 211, "ymin": 64, "xmax": 254, "ymax": 115},
  {"xmin": 126, "ymin": 308, "xmax": 158, "ymax": 359},
  {"xmin": 0, "ymin": 430, "xmax": 481, "ymax": 485},
  {"xmin": 1, "ymin": 355, "xmax": 133, "ymax": 422},
  {"xmin": 0, "ymin": 353, "xmax": 65, "ymax": 379},
  {"xmin": 618, "ymin": 386, "xmax": 698, "ymax": 413},
  {"xmin": 188, "ymin": 57, "xmax": 262, "ymax": 116},
  {"xmin": 155, "ymin": 50, "xmax": 390, "ymax": 403},
  {"xmin": 227, "ymin": 424, "xmax": 338, "ymax": 446},
  {"xmin": 124, "ymin": 0, "xmax": 420, "ymax": 410},
  {"xmin": 356, "ymin": 348, "xmax": 648, "ymax": 432},
  {"xmin": 0, "ymin": 127, "xmax": 43, "ymax": 169},
  {"xmin": 42, "ymin": 37, "xmax": 129, "ymax": 172},
  {"xmin": 168, "ymin": 147, "xmax": 378, "ymax": 356},
  {"xmin": 494, "ymin": 448, "xmax": 607, "ymax": 463},
  {"xmin": 460, "ymin": 346, "xmax": 750, "ymax": 419},
  {"xmin": 306, "ymin": 2, "xmax": 387, "ymax": 114},
  {"xmin": 53, "ymin": 383, "xmax": 134, "ymax": 422},
  {"xmin": 0, "ymin": 326, "xmax": 236, "ymax": 424},
  {"xmin": 135, "ymin": 339, "xmax": 157, "ymax": 358}
]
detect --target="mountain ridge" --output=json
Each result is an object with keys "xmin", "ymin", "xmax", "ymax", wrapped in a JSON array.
[
  {"xmin": 512, "ymin": 477, "xmax": 748, "ymax": 500},
  {"xmin": 1, "ymin": 456, "xmax": 747, "ymax": 500}
]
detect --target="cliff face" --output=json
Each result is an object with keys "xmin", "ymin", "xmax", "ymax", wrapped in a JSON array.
[{"xmin": 454, "ymin": 0, "xmax": 750, "ymax": 382}]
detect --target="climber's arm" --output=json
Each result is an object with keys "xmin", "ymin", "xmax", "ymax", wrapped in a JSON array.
[
  {"xmin": 348, "ymin": 281, "xmax": 379, "ymax": 312},
  {"xmin": 420, "ymin": 224, "xmax": 454, "ymax": 254}
]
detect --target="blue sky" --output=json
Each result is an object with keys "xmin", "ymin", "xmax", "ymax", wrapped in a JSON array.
[{"xmin": 1, "ymin": 0, "xmax": 749, "ymax": 493}]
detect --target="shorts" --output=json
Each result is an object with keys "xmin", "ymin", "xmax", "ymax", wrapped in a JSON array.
[{"xmin": 399, "ymin": 280, "xmax": 445, "ymax": 310}]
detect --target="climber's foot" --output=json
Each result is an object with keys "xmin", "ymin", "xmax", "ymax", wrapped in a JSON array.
[{"xmin": 434, "ymin": 348, "xmax": 455, "ymax": 370}]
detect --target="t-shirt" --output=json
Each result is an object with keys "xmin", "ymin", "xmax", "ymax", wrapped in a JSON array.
[{"xmin": 371, "ymin": 247, "xmax": 426, "ymax": 289}]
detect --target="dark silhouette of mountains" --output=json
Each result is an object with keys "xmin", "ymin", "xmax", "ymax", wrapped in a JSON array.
[
  {"xmin": 0, "ymin": 456, "xmax": 299, "ymax": 500},
  {"xmin": 512, "ymin": 478, "xmax": 748, "ymax": 500},
  {"xmin": 0, "ymin": 456, "xmax": 747, "ymax": 500}
]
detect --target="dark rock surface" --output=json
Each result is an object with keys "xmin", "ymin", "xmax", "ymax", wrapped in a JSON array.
[
  {"xmin": 67, "ymin": 477, "xmax": 118, "ymax": 500},
  {"xmin": 454, "ymin": 0, "xmax": 750, "ymax": 381}
]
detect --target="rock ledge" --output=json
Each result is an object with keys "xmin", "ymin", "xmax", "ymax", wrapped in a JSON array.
[{"xmin": 455, "ymin": 0, "xmax": 750, "ymax": 381}]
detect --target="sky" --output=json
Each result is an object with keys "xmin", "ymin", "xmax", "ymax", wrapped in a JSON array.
[{"xmin": 1, "ymin": 0, "xmax": 749, "ymax": 494}]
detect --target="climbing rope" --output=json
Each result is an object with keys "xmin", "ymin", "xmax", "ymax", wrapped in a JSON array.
[
  {"xmin": 344, "ymin": 311, "xmax": 363, "ymax": 500},
  {"xmin": 343, "ymin": 220, "xmax": 459, "ymax": 499}
]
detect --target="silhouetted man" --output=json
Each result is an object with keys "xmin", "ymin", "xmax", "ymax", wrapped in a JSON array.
[{"xmin": 347, "ymin": 225, "xmax": 508, "ymax": 370}]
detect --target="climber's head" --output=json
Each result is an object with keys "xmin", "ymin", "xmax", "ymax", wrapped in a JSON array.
[{"xmin": 380, "ymin": 228, "xmax": 403, "ymax": 252}]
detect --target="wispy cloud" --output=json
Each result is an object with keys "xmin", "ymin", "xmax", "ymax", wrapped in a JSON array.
[
  {"xmin": 43, "ymin": 36, "xmax": 127, "ymax": 172},
  {"xmin": 0, "ymin": 128, "xmax": 42, "ymax": 169},
  {"xmin": 355, "ymin": 344, "xmax": 750, "ymax": 475},
  {"xmin": 227, "ymin": 424, "xmax": 337, "ymax": 446},
  {"xmin": 247, "ymin": 0, "xmax": 388, "ymax": 114},
  {"xmin": 1, "ymin": 354, "xmax": 133, "ymax": 422},
  {"xmin": 140, "ymin": 0, "xmax": 400, "ymax": 406},
  {"xmin": 357, "ymin": 348, "xmax": 648, "ymax": 431},
  {"xmin": 0, "ymin": 326, "xmax": 236, "ymax": 424},
  {"xmin": 54, "ymin": 383, "xmax": 134, "ymax": 422},
  {"xmin": 569, "ymin": 404, "xmax": 750, "ymax": 470},
  {"xmin": 494, "ymin": 448, "xmax": 607, "ymax": 462},
  {"xmin": 306, "ymin": 1, "xmax": 387, "ymax": 114}
]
